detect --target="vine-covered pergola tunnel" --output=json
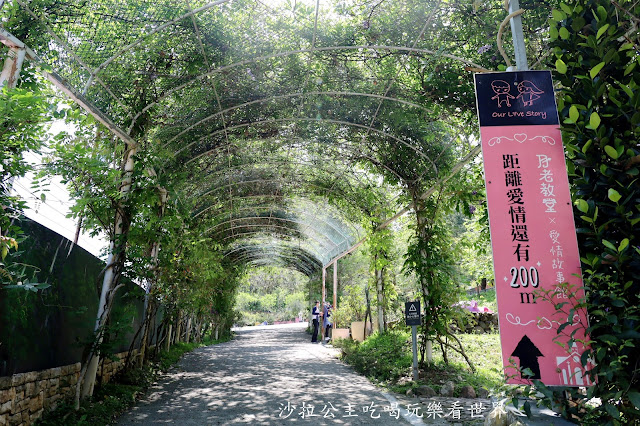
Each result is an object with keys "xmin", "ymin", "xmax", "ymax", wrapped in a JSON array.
[
  {"xmin": 1, "ymin": 0, "xmax": 553, "ymax": 289},
  {"xmin": 3, "ymin": 1, "xmax": 640, "ymax": 424}
]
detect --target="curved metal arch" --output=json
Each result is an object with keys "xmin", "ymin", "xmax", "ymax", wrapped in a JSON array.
[
  {"xmin": 199, "ymin": 193, "xmax": 362, "ymax": 238},
  {"xmin": 163, "ymin": 91, "xmax": 433, "ymax": 147},
  {"xmin": 218, "ymin": 229, "xmax": 326, "ymax": 263},
  {"xmin": 89, "ymin": 0, "xmax": 234, "ymax": 83},
  {"xmin": 247, "ymin": 258, "xmax": 317, "ymax": 275},
  {"xmin": 232, "ymin": 244, "xmax": 323, "ymax": 265},
  {"xmin": 223, "ymin": 237, "xmax": 326, "ymax": 262},
  {"xmin": 181, "ymin": 118, "xmax": 439, "ymax": 175},
  {"xmin": 226, "ymin": 250, "xmax": 321, "ymax": 276},
  {"xmin": 208, "ymin": 216, "xmax": 348, "ymax": 249},
  {"xmin": 190, "ymin": 157, "xmax": 374, "ymax": 188},
  {"xmin": 180, "ymin": 137, "xmax": 406, "ymax": 187},
  {"xmin": 217, "ymin": 223, "xmax": 332, "ymax": 250},
  {"xmin": 15, "ymin": 0, "xmax": 134, "ymax": 120},
  {"xmin": 224, "ymin": 242, "xmax": 323, "ymax": 269},
  {"xmin": 129, "ymin": 44, "xmax": 488, "ymax": 132},
  {"xmin": 192, "ymin": 178, "xmax": 373, "ymax": 216},
  {"xmin": 205, "ymin": 205, "xmax": 355, "ymax": 243},
  {"xmin": 244, "ymin": 259, "xmax": 317, "ymax": 276},
  {"xmin": 187, "ymin": 158, "xmax": 385, "ymax": 212},
  {"xmin": 227, "ymin": 249, "xmax": 318, "ymax": 272}
]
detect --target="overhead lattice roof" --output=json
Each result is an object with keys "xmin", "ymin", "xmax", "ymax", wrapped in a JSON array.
[{"xmin": 1, "ymin": 0, "xmax": 549, "ymax": 275}]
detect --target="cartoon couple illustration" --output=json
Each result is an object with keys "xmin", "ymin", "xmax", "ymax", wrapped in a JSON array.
[{"xmin": 491, "ymin": 79, "xmax": 543, "ymax": 108}]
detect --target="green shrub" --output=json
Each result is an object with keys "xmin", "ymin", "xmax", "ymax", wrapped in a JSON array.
[
  {"xmin": 335, "ymin": 331, "xmax": 412, "ymax": 382},
  {"xmin": 543, "ymin": 1, "xmax": 640, "ymax": 423},
  {"xmin": 36, "ymin": 382, "xmax": 144, "ymax": 426}
]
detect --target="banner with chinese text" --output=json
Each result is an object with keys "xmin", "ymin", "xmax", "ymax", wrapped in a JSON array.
[{"xmin": 474, "ymin": 71, "xmax": 593, "ymax": 386}]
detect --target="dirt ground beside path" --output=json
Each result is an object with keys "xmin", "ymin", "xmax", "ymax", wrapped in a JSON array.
[{"xmin": 117, "ymin": 323, "xmax": 420, "ymax": 425}]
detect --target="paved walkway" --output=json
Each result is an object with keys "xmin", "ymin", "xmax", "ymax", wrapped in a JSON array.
[
  {"xmin": 117, "ymin": 323, "xmax": 573, "ymax": 425},
  {"xmin": 117, "ymin": 323, "xmax": 418, "ymax": 425}
]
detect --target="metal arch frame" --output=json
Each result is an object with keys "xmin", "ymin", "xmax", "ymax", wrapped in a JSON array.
[
  {"xmin": 11, "ymin": 1, "xmax": 486, "ymax": 275},
  {"xmin": 129, "ymin": 45, "xmax": 488, "ymax": 132},
  {"xmin": 204, "ymin": 204, "xmax": 355, "ymax": 243},
  {"xmin": 187, "ymin": 158, "xmax": 387, "ymax": 211},
  {"xmin": 181, "ymin": 118, "xmax": 439, "ymax": 175},
  {"xmin": 221, "ymin": 231, "xmax": 326, "ymax": 265},
  {"xmin": 9, "ymin": 6, "xmax": 481, "ymax": 154},
  {"xmin": 168, "ymin": 116, "xmax": 452, "ymax": 164},
  {"xmin": 207, "ymin": 205, "xmax": 355, "ymax": 241},
  {"xmin": 224, "ymin": 241, "xmax": 324, "ymax": 266},
  {"xmin": 180, "ymin": 118, "xmax": 437, "ymax": 166},
  {"xmin": 223, "ymin": 240, "xmax": 315, "ymax": 260},
  {"xmin": 221, "ymin": 237, "xmax": 325, "ymax": 266},
  {"xmin": 0, "ymin": 29, "xmax": 135, "ymax": 144},
  {"xmin": 179, "ymin": 137, "xmax": 408, "ymax": 187},
  {"xmin": 198, "ymin": 194, "xmax": 362, "ymax": 239},
  {"xmin": 216, "ymin": 224, "xmax": 332, "ymax": 252},
  {"xmin": 229, "ymin": 250, "xmax": 318, "ymax": 274},
  {"xmin": 244, "ymin": 259, "xmax": 318, "ymax": 276},
  {"xmin": 87, "ymin": 0, "xmax": 234, "ymax": 91},
  {"xmin": 162, "ymin": 91, "xmax": 433, "ymax": 147},
  {"xmin": 211, "ymin": 216, "xmax": 341, "ymax": 244},
  {"xmin": 192, "ymin": 178, "xmax": 375, "ymax": 215},
  {"xmin": 185, "ymin": 129, "xmax": 441, "ymax": 222},
  {"xmin": 194, "ymin": 157, "xmax": 359, "ymax": 179},
  {"xmin": 18, "ymin": 0, "xmax": 488, "ymax": 134},
  {"xmin": 227, "ymin": 250, "xmax": 321, "ymax": 276},
  {"xmin": 8, "ymin": 1, "xmax": 525, "ymax": 282},
  {"xmin": 207, "ymin": 217, "xmax": 348, "ymax": 250},
  {"xmin": 188, "ymin": 157, "xmax": 376, "ymax": 190}
]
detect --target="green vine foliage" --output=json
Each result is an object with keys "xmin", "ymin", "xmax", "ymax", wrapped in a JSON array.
[
  {"xmin": 403, "ymin": 196, "xmax": 461, "ymax": 357},
  {"xmin": 0, "ymin": 67, "xmax": 55, "ymax": 290},
  {"xmin": 544, "ymin": 0, "xmax": 640, "ymax": 423}
]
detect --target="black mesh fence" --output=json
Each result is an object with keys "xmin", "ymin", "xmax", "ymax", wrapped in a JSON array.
[{"xmin": 0, "ymin": 217, "xmax": 147, "ymax": 376}]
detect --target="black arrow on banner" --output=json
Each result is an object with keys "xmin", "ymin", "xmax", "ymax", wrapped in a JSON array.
[{"xmin": 511, "ymin": 335, "xmax": 543, "ymax": 379}]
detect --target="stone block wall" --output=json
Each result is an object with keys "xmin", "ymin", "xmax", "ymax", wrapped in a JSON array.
[
  {"xmin": 0, "ymin": 363, "xmax": 79, "ymax": 426},
  {"xmin": 0, "ymin": 349, "xmax": 139, "ymax": 426},
  {"xmin": 450, "ymin": 312, "xmax": 499, "ymax": 334}
]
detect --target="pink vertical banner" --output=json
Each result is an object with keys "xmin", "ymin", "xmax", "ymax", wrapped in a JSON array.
[{"xmin": 474, "ymin": 71, "xmax": 593, "ymax": 386}]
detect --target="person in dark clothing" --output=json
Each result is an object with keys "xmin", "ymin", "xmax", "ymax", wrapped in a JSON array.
[
  {"xmin": 322, "ymin": 302, "xmax": 332, "ymax": 343},
  {"xmin": 311, "ymin": 300, "xmax": 321, "ymax": 343}
]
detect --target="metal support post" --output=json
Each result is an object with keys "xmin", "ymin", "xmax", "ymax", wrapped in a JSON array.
[
  {"xmin": 508, "ymin": 0, "xmax": 528, "ymax": 71},
  {"xmin": 0, "ymin": 47, "xmax": 26, "ymax": 89},
  {"xmin": 411, "ymin": 325, "xmax": 418, "ymax": 381},
  {"xmin": 82, "ymin": 143, "xmax": 137, "ymax": 398},
  {"xmin": 321, "ymin": 267, "xmax": 326, "ymax": 304},
  {"xmin": 333, "ymin": 261, "xmax": 338, "ymax": 309}
]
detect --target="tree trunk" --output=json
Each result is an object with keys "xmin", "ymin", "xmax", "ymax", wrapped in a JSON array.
[
  {"xmin": 364, "ymin": 286, "xmax": 372, "ymax": 340},
  {"xmin": 175, "ymin": 311, "xmax": 182, "ymax": 344},
  {"xmin": 185, "ymin": 316, "xmax": 192, "ymax": 343},
  {"xmin": 165, "ymin": 323, "xmax": 172, "ymax": 351},
  {"xmin": 376, "ymin": 266, "xmax": 385, "ymax": 333},
  {"xmin": 138, "ymin": 297, "xmax": 158, "ymax": 366},
  {"xmin": 79, "ymin": 144, "xmax": 136, "ymax": 403},
  {"xmin": 137, "ymin": 186, "xmax": 167, "ymax": 362},
  {"xmin": 414, "ymin": 196, "xmax": 433, "ymax": 363}
]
